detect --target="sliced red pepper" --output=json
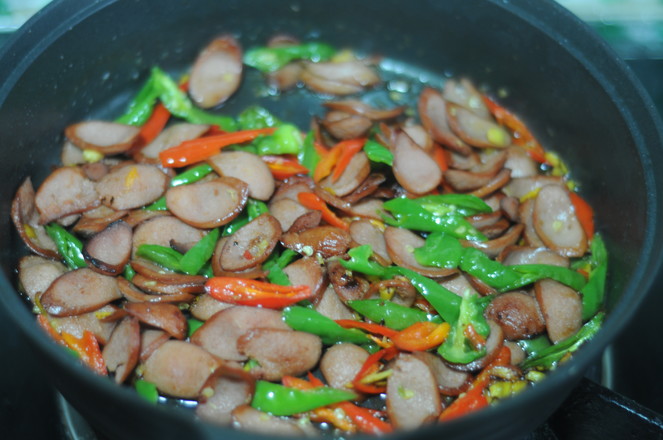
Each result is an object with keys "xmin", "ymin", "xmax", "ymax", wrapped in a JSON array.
[
  {"xmin": 36, "ymin": 314, "xmax": 67, "ymax": 347},
  {"xmin": 297, "ymin": 192, "xmax": 349, "ymax": 230},
  {"xmin": 482, "ymin": 94, "xmax": 550, "ymax": 165},
  {"xmin": 137, "ymin": 102, "xmax": 171, "ymax": 146},
  {"xmin": 439, "ymin": 345, "xmax": 511, "ymax": 421},
  {"xmin": 331, "ymin": 138, "xmax": 367, "ymax": 182},
  {"xmin": 159, "ymin": 127, "xmax": 277, "ymax": 168},
  {"xmin": 61, "ymin": 330, "xmax": 107, "ymax": 376},
  {"xmin": 432, "ymin": 144, "xmax": 450, "ymax": 172},
  {"xmin": 261, "ymin": 155, "xmax": 310, "ymax": 180},
  {"xmin": 392, "ymin": 321, "xmax": 450, "ymax": 352},
  {"xmin": 352, "ymin": 346, "xmax": 398, "ymax": 394},
  {"xmin": 335, "ymin": 319, "xmax": 399, "ymax": 339},
  {"xmin": 313, "ymin": 141, "xmax": 344, "ymax": 182},
  {"xmin": 205, "ymin": 277, "xmax": 313, "ymax": 308},
  {"xmin": 337, "ymin": 402, "xmax": 393, "ymax": 435},
  {"xmin": 569, "ymin": 191, "xmax": 595, "ymax": 239}
]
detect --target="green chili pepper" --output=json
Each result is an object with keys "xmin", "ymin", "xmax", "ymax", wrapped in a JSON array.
[
  {"xmin": 170, "ymin": 163, "xmax": 215, "ymax": 187},
  {"xmin": 415, "ymin": 194, "xmax": 493, "ymax": 217},
  {"xmin": 251, "ymin": 380, "xmax": 356, "ymax": 416},
  {"xmin": 298, "ymin": 131, "xmax": 321, "ymax": 176},
  {"xmin": 517, "ymin": 335, "xmax": 552, "ymax": 358},
  {"xmin": 255, "ymin": 124, "xmax": 303, "ymax": 156},
  {"xmin": 511, "ymin": 264, "xmax": 587, "ymax": 292},
  {"xmin": 339, "ymin": 245, "xmax": 393, "ymax": 278},
  {"xmin": 244, "ymin": 42, "xmax": 336, "ymax": 73},
  {"xmin": 413, "ymin": 231, "xmax": 464, "ymax": 269},
  {"xmin": 247, "ymin": 199, "xmax": 269, "ymax": 219},
  {"xmin": 438, "ymin": 290, "xmax": 490, "ymax": 364},
  {"xmin": 135, "ymin": 244, "xmax": 183, "ymax": 272},
  {"xmin": 383, "ymin": 198, "xmax": 487, "ymax": 241},
  {"xmin": 363, "ymin": 139, "xmax": 393, "ymax": 166},
  {"xmin": 200, "ymin": 262, "xmax": 214, "ymax": 278},
  {"xmin": 262, "ymin": 248, "xmax": 297, "ymax": 286},
  {"xmin": 44, "ymin": 223, "xmax": 87, "ymax": 269},
  {"xmin": 222, "ymin": 212, "xmax": 250, "ymax": 237},
  {"xmin": 115, "ymin": 75, "xmax": 160, "ymax": 126},
  {"xmin": 392, "ymin": 267, "xmax": 461, "ymax": 323},
  {"xmin": 180, "ymin": 228, "xmax": 220, "ymax": 275},
  {"xmin": 188, "ymin": 318, "xmax": 204, "ymax": 338},
  {"xmin": 348, "ymin": 299, "xmax": 441, "ymax": 331},
  {"xmin": 282, "ymin": 306, "xmax": 369, "ymax": 345},
  {"xmin": 521, "ymin": 312, "xmax": 604, "ymax": 369},
  {"xmin": 460, "ymin": 248, "xmax": 537, "ymax": 291},
  {"xmin": 237, "ymin": 105, "xmax": 282, "ymax": 130},
  {"xmin": 123, "ymin": 264, "xmax": 136, "ymax": 282},
  {"xmin": 580, "ymin": 235, "xmax": 608, "ymax": 320},
  {"xmin": 135, "ymin": 379, "xmax": 159, "ymax": 404},
  {"xmin": 143, "ymin": 197, "xmax": 168, "ymax": 211}
]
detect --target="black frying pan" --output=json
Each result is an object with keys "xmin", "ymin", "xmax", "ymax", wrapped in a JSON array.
[{"xmin": 1, "ymin": 1, "xmax": 662, "ymax": 439}]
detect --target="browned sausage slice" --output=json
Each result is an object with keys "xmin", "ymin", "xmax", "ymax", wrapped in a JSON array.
[
  {"xmin": 350, "ymin": 219, "xmax": 391, "ymax": 265},
  {"xmin": 220, "ymin": 214, "xmax": 281, "ymax": 271},
  {"xmin": 322, "ymin": 111, "xmax": 372, "ymax": 140},
  {"xmin": 386, "ymin": 353, "xmax": 441, "ymax": 429},
  {"xmin": 102, "ymin": 316, "xmax": 140, "ymax": 383},
  {"xmin": 18, "ymin": 255, "xmax": 67, "ymax": 302},
  {"xmin": 443, "ymin": 78, "xmax": 491, "ymax": 119},
  {"xmin": 302, "ymin": 61, "xmax": 380, "ymax": 95},
  {"xmin": 50, "ymin": 304, "xmax": 118, "ymax": 345},
  {"xmin": 207, "ymin": 151, "xmax": 275, "ymax": 201},
  {"xmin": 533, "ymin": 185, "xmax": 587, "ymax": 257},
  {"xmin": 327, "ymin": 259, "xmax": 370, "ymax": 303},
  {"xmin": 189, "ymin": 35, "xmax": 243, "ymax": 109},
  {"xmin": 535, "ymin": 279, "xmax": 582, "ymax": 343},
  {"xmin": 319, "ymin": 151, "xmax": 370, "ymax": 197},
  {"xmin": 124, "ymin": 302, "xmax": 188, "ymax": 340},
  {"xmin": 281, "ymin": 226, "xmax": 351, "ymax": 258},
  {"xmin": 385, "ymin": 227, "xmax": 455, "ymax": 277},
  {"xmin": 139, "ymin": 329, "xmax": 170, "ymax": 362},
  {"xmin": 143, "ymin": 340, "xmax": 221, "ymax": 399},
  {"xmin": 40, "ymin": 268, "xmax": 122, "ymax": 317},
  {"xmin": 65, "ymin": 121, "xmax": 140, "ymax": 155},
  {"xmin": 323, "ymin": 100, "xmax": 404, "ymax": 120},
  {"xmin": 282, "ymin": 257, "xmax": 327, "ymax": 301},
  {"xmin": 97, "ymin": 164, "xmax": 168, "ymax": 210},
  {"xmin": 83, "ymin": 220, "xmax": 132, "ymax": 276},
  {"xmin": 35, "ymin": 167, "xmax": 99, "ymax": 224},
  {"xmin": 315, "ymin": 285, "xmax": 355, "ymax": 320},
  {"xmin": 190, "ymin": 294, "xmax": 234, "ymax": 321},
  {"xmin": 268, "ymin": 198, "xmax": 310, "ymax": 232},
  {"xmin": 231, "ymin": 405, "xmax": 309, "ymax": 436},
  {"xmin": 320, "ymin": 343, "xmax": 369, "ymax": 390},
  {"xmin": 137, "ymin": 123, "xmax": 210, "ymax": 162},
  {"xmin": 485, "ymin": 291, "xmax": 546, "ymax": 340},
  {"xmin": 132, "ymin": 216, "xmax": 205, "ymax": 257},
  {"xmin": 418, "ymin": 87, "xmax": 472, "ymax": 155},
  {"xmin": 166, "ymin": 177, "xmax": 248, "ymax": 228},
  {"xmin": 11, "ymin": 177, "xmax": 59, "ymax": 258},
  {"xmin": 411, "ymin": 351, "xmax": 470, "ymax": 396},
  {"xmin": 197, "ymin": 366, "xmax": 255, "ymax": 426},
  {"xmin": 392, "ymin": 131, "xmax": 442, "ymax": 195},
  {"xmin": 446, "ymin": 102, "xmax": 511, "ymax": 149}
]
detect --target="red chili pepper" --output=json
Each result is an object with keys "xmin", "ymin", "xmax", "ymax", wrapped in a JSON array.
[
  {"xmin": 352, "ymin": 346, "xmax": 398, "ymax": 394},
  {"xmin": 335, "ymin": 319, "xmax": 399, "ymax": 339},
  {"xmin": 36, "ymin": 314, "xmax": 67, "ymax": 347},
  {"xmin": 205, "ymin": 277, "xmax": 313, "ymax": 308},
  {"xmin": 482, "ymin": 94, "xmax": 550, "ymax": 165},
  {"xmin": 313, "ymin": 141, "xmax": 344, "ymax": 182},
  {"xmin": 432, "ymin": 144, "xmax": 449, "ymax": 172},
  {"xmin": 439, "ymin": 345, "xmax": 511, "ymax": 421},
  {"xmin": 337, "ymin": 402, "xmax": 393, "ymax": 435},
  {"xmin": 392, "ymin": 321, "xmax": 450, "ymax": 352},
  {"xmin": 137, "ymin": 103, "xmax": 171, "ymax": 146},
  {"xmin": 297, "ymin": 192, "xmax": 349, "ymax": 230},
  {"xmin": 569, "ymin": 191, "xmax": 595, "ymax": 239},
  {"xmin": 159, "ymin": 127, "xmax": 277, "ymax": 168},
  {"xmin": 261, "ymin": 155, "xmax": 310, "ymax": 180},
  {"xmin": 61, "ymin": 330, "xmax": 107, "ymax": 376},
  {"xmin": 331, "ymin": 138, "xmax": 367, "ymax": 182}
]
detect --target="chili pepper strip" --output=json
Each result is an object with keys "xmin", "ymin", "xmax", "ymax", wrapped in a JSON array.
[
  {"xmin": 331, "ymin": 138, "xmax": 367, "ymax": 182},
  {"xmin": 352, "ymin": 346, "xmax": 398, "ymax": 394},
  {"xmin": 206, "ymin": 277, "xmax": 313, "ymax": 308},
  {"xmin": 261, "ymin": 155, "xmax": 310, "ymax": 180},
  {"xmin": 313, "ymin": 141, "xmax": 344, "ymax": 182},
  {"xmin": 137, "ymin": 102, "xmax": 170, "ymax": 146},
  {"xmin": 335, "ymin": 319, "xmax": 399, "ymax": 339},
  {"xmin": 159, "ymin": 127, "xmax": 277, "ymax": 168},
  {"xmin": 392, "ymin": 321, "xmax": 451, "ymax": 352},
  {"xmin": 61, "ymin": 330, "xmax": 108, "ymax": 376},
  {"xmin": 569, "ymin": 192, "xmax": 595, "ymax": 240},
  {"xmin": 298, "ymin": 192, "xmax": 349, "ymax": 230}
]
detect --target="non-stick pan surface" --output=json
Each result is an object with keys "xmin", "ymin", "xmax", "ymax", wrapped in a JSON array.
[{"xmin": 1, "ymin": 1, "xmax": 662, "ymax": 439}]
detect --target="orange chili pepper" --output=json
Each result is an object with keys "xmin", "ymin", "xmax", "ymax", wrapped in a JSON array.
[
  {"xmin": 313, "ymin": 142, "xmax": 344, "ymax": 182},
  {"xmin": 159, "ymin": 127, "xmax": 277, "ymax": 168},
  {"xmin": 335, "ymin": 319, "xmax": 399, "ymax": 339},
  {"xmin": 392, "ymin": 321, "xmax": 451, "ymax": 351},
  {"xmin": 331, "ymin": 138, "xmax": 367, "ymax": 182},
  {"xmin": 352, "ymin": 346, "xmax": 398, "ymax": 394},
  {"xmin": 569, "ymin": 191, "xmax": 595, "ymax": 239},
  {"xmin": 261, "ymin": 155, "xmax": 310, "ymax": 180},
  {"xmin": 432, "ymin": 144, "xmax": 450, "ymax": 172},
  {"xmin": 137, "ymin": 102, "xmax": 171, "ymax": 146},
  {"xmin": 205, "ymin": 277, "xmax": 313, "ymax": 308},
  {"xmin": 61, "ymin": 330, "xmax": 107, "ymax": 376},
  {"xmin": 297, "ymin": 192, "xmax": 349, "ymax": 230},
  {"xmin": 36, "ymin": 314, "xmax": 67, "ymax": 347}
]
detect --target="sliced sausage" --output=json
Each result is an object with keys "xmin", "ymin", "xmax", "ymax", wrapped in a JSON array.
[
  {"xmin": 220, "ymin": 214, "xmax": 281, "ymax": 271},
  {"xmin": 392, "ymin": 131, "xmax": 442, "ymax": 195},
  {"xmin": 197, "ymin": 366, "xmax": 255, "ymax": 426},
  {"xmin": 207, "ymin": 151, "xmax": 275, "ymax": 201},
  {"xmin": 166, "ymin": 177, "xmax": 248, "ymax": 228},
  {"xmin": 282, "ymin": 257, "xmax": 327, "ymax": 301},
  {"xmin": 411, "ymin": 351, "xmax": 470, "ymax": 396},
  {"xmin": 35, "ymin": 167, "xmax": 99, "ymax": 224},
  {"xmin": 446, "ymin": 320, "xmax": 504, "ymax": 372},
  {"xmin": 132, "ymin": 216, "xmax": 205, "ymax": 257},
  {"xmin": 462, "ymin": 224, "xmax": 524, "ymax": 259},
  {"xmin": 418, "ymin": 87, "xmax": 472, "ymax": 155},
  {"xmin": 322, "ymin": 110, "xmax": 372, "ymax": 140},
  {"xmin": 323, "ymin": 100, "xmax": 404, "ymax": 121},
  {"xmin": 533, "ymin": 185, "xmax": 587, "ymax": 257},
  {"xmin": 72, "ymin": 205, "xmax": 128, "ymax": 236},
  {"xmin": 349, "ymin": 219, "xmax": 391, "ymax": 265},
  {"xmin": 286, "ymin": 210, "xmax": 322, "ymax": 234},
  {"xmin": 319, "ymin": 151, "xmax": 370, "ymax": 197},
  {"xmin": 143, "ymin": 340, "xmax": 221, "ymax": 399},
  {"xmin": 102, "ymin": 316, "xmax": 140, "ymax": 383},
  {"xmin": 117, "ymin": 276, "xmax": 195, "ymax": 304},
  {"xmin": 503, "ymin": 175, "xmax": 563, "ymax": 200},
  {"xmin": 191, "ymin": 306, "xmax": 290, "ymax": 361},
  {"xmin": 320, "ymin": 343, "xmax": 369, "ymax": 390},
  {"xmin": 49, "ymin": 304, "xmax": 118, "ymax": 345},
  {"xmin": 65, "ymin": 121, "xmax": 140, "ymax": 155},
  {"xmin": 268, "ymin": 198, "xmax": 310, "ymax": 232},
  {"xmin": 232, "ymin": 405, "xmax": 309, "ymax": 436},
  {"xmin": 137, "ymin": 123, "xmax": 209, "ymax": 162},
  {"xmin": 190, "ymin": 294, "xmax": 234, "ymax": 321},
  {"xmin": 342, "ymin": 173, "xmax": 386, "ymax": 205},
  {"xmin": 124, "ymin": 302, "xmax": 188, "ymax": 340},
  {"xmin": 83, "ymin": 220, "xmax": 132, "ymax": 276},
  {"xmin": 443, "ymin": 78, "xmax": 491, "ymax": 119},
  {"xmin": 281, "ymin": 226, "xmax": 351, "ymax": 258},
  {"xmin": 18, "ymin": 255, "xmax": 67, "ymax": 302},
  {"xmin": 500, "ymin": 246, "xmax": 569, "ymax": 267},
  {"xmin": 485, "ymin": 291, "xmax": 546, "ymax": 340},
  {"xmin": 40, "ymin": 268, "xmax": 122, "ymax": 317},
  {"xmin": 189, "ymin": 35, "xmax": 243, "ymax": 109},
  {"xmin": 302, "ymin": 60, "xmax": 380, "ymax": 95},
  {"xmin": 519, "ymin": 198, "xmax": 545, "ymax": 247},
  {"xmin": 343, "ymin": 197, "xmax": 385, "ymax": 220},
  {"xmin": 130, "ymin": 259, "xmax": 207, "ymax": 285},
  {"xmin": 385, "ymin": 227, "xmax": 455, "ymax": 277},
  {"xmin": 535, "ymin": 279, "xmax": 582, "ymax": 343},
  {"xmin": 97, "ymin": 164, "xmax": 168, "ymax": 210},
  {"xmin": 314, "ymin": 285, "xmax": 355, "ymax": 320},
  {"xmin": 386, "ymin": 353, "xmax": 441, "ymax": 429},
  {"xmin": 446, "ymin": 102, "xmax": 511, "ymax": 149},
  {"xmin": 237, "ymin": 328, "xmax": 322, "ymax": 381},
  {"xmin": 130, "ymin": 273, "xmax": 205, "ymax": 296},
  {"xmin": 327, "ymin": 259, "xmax": 370, "ymax": 303},
  {"xmin": 367, "ymin": 278, "xmax": 417, "ymax": 307},
  {"xmin": 504, "ymin": 145, "xmax": 538, "ymax": 178},
  {"xmin": 139, "ymin": 329, "xmax": 170, "ymax": 362},
  {"xmin": 11, "ymin": 177, "xmax": 59, "ymax": 258}
]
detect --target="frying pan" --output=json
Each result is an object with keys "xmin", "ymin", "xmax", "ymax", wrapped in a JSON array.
[{"xmin": 1, "ymin": 0, "xmax": 662, "ymax": 439}]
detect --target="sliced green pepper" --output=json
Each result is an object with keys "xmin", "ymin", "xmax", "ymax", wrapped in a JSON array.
[
  {"xmin": 393, "ymin": 267, "xmax": 461, "ymax": 323},
  {"xmin": 282, "ymin": 306, "xmax": 369, "ymax": 345},
  {"xmin": 144, "ymin": 163, "xmax": 216, "ymax": 211},
  {"xmin": 135, "ymin": 379, "xmax": 159, "ymax": 404},
  {"xmin": 246, "ymin": 199, "xmax": 269, "ymax": 219},
  {"xmin": 415, "ymin": 194, "xmax": 493, "ymax": 217},
  {"xmin": 348, "ymin": 299, "xmax": 441, "ymax": 331},
  {"xmin": 237, "ymin": 105, "xmax": 282, "ymax": 130},
  {"xmin": 115, "ymin": 74, "xmax": 160, "ymax": 126},
  {"xmin": 438, "ymin": 290, "xmax": 490, "ymax": 364},
  {"xmin": 363, "ymin": 139, "xmax": 393, "ymax": 166},
  {"xmin": 187, "ymin": 318, "xmax": 204, "ymax": 338},
  {"xmin": 254, "ymin": 124, "xmax": 303, "ymax": 156},
  {"xmin": 123, "ymin": 264, "xmax": 136, "ymax": 282},
  {"xmin": 179, "ymin": 228, "xmax": 219, "ymax": 275},
  {"xmin": 580, "ymin": 235, "xmax": 608, "ymax": 320},
  {"xmin": 413, "ymin": 231, "xmax": 464, "ymax": 269},
  {"xmin": 44, "ymin": 223, "xmax": 87, "ymax": 269},
  {"xmin": 262, "ymin": 248, "xmax": 297, "ymax": 286},
  {"xmin": 244, "ymin": 42, "xmax": 336, "ymax": 73},
  {"xmin": 521, "ymin": 312, "xmax": 604, "ymax": 369},
  {"xmin": 511, "ymin": 264, "xmax": 587, "ymax": 292},
  {"xmin": 339, "ymin": 245, "xmax": 393, "ymax": 278},
  {"xmin": 135, "ymin": 244, "xmax": 183, "ymax": 272},
  {"xmin": 251, "ymin": 380, "xmax": 356, "ymax": 416},
  {"xmin": 298, "ymin": 131, "xmax": 321, "ymax": 177},
  {"xmin": 517, "ymin": 334, "xmax": 552, "ymax": 358}
]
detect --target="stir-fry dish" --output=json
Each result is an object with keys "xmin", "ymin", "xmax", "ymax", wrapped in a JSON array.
[{"xmin": 11, "ymin": 34, "xmax": 607, "ymax": 435}]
